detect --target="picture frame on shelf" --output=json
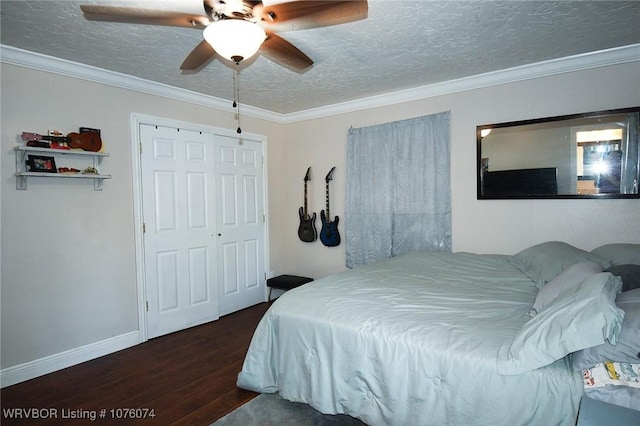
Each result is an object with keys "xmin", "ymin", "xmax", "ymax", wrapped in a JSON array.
[
  {"xmin": 79, "ymin": 127, "xmax": 101, "ymax": 136},
  {"xmin": 27, "ymin": 155, "xmax": 57, "ymax": 173}
]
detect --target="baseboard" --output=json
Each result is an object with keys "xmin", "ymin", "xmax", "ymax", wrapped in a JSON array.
[{"xmin": 0, "ymin": 330, "xmax": 143, "ymax": 388}]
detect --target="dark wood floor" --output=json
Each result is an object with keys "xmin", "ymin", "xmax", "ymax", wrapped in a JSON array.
[{"xmin": 1, "ymin": 302, "xmax": 272, "ymax": 425}]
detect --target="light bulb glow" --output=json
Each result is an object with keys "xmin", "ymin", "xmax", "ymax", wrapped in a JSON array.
[{"xmin": 203, "ymin": 20, "xmax": 266, "ymax": 63}]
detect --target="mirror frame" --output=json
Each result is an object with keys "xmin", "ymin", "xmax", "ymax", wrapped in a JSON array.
[{"xmin": 477, "ymin": 106, "xmax": 640, "ymax": 200}]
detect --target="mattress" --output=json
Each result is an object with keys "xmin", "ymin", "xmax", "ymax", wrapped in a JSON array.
[{"xmin": 237, "ymin": 251, "xmax": 584, "ymax": 425}]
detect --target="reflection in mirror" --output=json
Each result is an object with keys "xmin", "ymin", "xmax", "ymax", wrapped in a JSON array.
[{"xmin": 477, "ymin": 107, "xmax": 640, "ymax": 199}]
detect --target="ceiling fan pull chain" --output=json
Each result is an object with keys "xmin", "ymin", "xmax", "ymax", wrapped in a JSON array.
[
  {"xmin": 232, "ymin": 69, "xmax": 237, "ymax": 108},
  {"xmin": 235, "ymin": 67, "xmax": 242, "ymax": 134}
]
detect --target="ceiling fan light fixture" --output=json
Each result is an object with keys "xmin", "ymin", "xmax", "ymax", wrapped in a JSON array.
[{"xmin": 203, "ymin": 19, "xmax": 266, "ymax": 64}]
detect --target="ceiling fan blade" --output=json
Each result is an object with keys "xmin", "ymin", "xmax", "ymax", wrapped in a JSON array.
[
  {"xmin": 80, "ymin": 5, "xmax": 210, "ymax": 29},
  {"xmin": 180, "ymin": 40, "xmax": 217, "ymax": 71},
  {"xmin": 256, "ymin": 0, "xmax": 368, "ymax": 31},
  {"xmin": 260, "ymin": 32, "xmax": 313, "ymax": 73}
]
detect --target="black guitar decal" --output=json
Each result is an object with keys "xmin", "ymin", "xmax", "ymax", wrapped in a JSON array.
[
  {"xmin": 320, "ymin": 166, "xmax": 341, "ymax": 247},
  {"xmin": 298, "ymin": 167, "xmax": 317, "ymax": 242}
]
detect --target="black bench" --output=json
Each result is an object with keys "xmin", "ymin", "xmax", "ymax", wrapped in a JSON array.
[{"xmin": 267, "ymin": 275, "xmax": 313, "ymax": 300}]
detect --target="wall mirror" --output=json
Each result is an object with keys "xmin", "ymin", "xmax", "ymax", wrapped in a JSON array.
[{"xmin": 477, "ymin": 107, "xmax": 640, "ymax": 199}]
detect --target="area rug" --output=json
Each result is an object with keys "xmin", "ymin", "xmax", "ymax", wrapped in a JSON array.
[{"xmin": 212, "ymin": 393, "xmax": 366, "ymax": 426}]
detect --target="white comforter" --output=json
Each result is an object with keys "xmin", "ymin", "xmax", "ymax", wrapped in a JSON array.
[{"xmin": 237, "ymin": 251, "xmax": 584, "ymax": 425}]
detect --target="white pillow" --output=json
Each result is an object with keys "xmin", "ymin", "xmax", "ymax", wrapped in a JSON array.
[
  {"xmin": 529, "ymin": 261, "xmax": 602, "ymax": 316},
  {"xmin": 498, "ymin": 272, "xmax": 625, "ymax": 376}
]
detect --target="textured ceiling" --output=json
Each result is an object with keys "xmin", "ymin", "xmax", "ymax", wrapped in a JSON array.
[{"xmin": 2, "ymin": 0, "xmax": 640, "ymax": 114}]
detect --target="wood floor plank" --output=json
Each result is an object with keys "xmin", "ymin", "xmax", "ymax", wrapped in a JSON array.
[{"xmin": 1, "ymin": 302, "xmax": 270, "ymax": 425}]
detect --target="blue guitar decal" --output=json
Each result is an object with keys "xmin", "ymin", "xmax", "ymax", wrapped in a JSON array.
[{"xmin": 320, "ymin": 167, "xmax": 341, "ymax": 247}]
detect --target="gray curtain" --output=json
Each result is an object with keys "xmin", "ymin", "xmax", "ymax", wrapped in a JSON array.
[{"xmin": 345, "ymin": 111, "xmax": 451, "ymax": 268}]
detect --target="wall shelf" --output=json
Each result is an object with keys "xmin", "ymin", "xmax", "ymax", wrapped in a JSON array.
[{"xmin": 14, "ymin": 146, "xmax": 111, "ymax": 190}]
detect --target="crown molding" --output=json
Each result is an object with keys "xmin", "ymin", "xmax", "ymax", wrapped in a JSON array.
[
  {"xmin": 2, "ymin": 43, "xmax": 638, "ymax": 124},
  {"xmin": 0, "ymin": 45, "xmax": 283, "ymax": 123},
  {"xmin": 284, "ymin": 43, "xmax": 640, "ymax": 123}
]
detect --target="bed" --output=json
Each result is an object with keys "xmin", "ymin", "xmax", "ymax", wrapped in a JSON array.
[{"xmin": 237, "ymin": 242, "xmax": 639, "ymax": 425}]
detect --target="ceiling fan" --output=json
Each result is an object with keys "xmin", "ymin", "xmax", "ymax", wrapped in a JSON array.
[{"xmin": 80, "ymin": 0, "xmax": 368, "ymax": 73}]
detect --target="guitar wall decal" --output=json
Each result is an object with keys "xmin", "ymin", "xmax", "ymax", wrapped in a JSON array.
[
  {"xmin": 320, "ymin": 167, "xmax": 341, "ymax": 247},
  {"xmin": 298, "ymin": 167, "xmax": 317, "ymax": 243}
]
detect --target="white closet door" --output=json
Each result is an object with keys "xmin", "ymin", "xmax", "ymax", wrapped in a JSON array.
[
  {"xmin": 215, "ymin": 134, "xmax": 266, "ymax": 316},
  {"xmin": 140, "ymin": 124, "xmax": 219, "ymax": 339}
]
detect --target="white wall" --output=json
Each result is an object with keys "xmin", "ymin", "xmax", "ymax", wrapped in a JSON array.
[
  {"xmin": 273, "ymin": 62, "xmax": 640, "ymax": 280},
  {"xmin": 2, "ymin": 57, "xmax": 639, "ymax": 385},
  {"xmin": 0, "ymin": 63, "xmax": 285, "ymax": 382}
]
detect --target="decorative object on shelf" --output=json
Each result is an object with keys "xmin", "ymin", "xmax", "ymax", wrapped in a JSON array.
[
  {"xmin": 26, "ymin": 140, "xmax": 50, "ymax": 148},
  {"xmin": 49, "ymin": 141, "xmax": 70, "ymax": 150},
  {"xmin": 27, "ymin": 155, "xmax": 57, "ymax": 173},
  {"xmin": 298, "ymin": 167, "xmax": 317, "ymax": 243},
  {"xmin": 58, "ymin": 167, "xmax": 80, "ymax": 174},
  {"xmin": 21, "ymin": 132, "xmax": 67, "ymax": 145},
  {"xmin": 14, "ymin": 146, "xmax": 111, "ymax": 191},
  {"xmin": 21, "ymin": 130, "xmax": 103, "ymax": 152},
  {"xmin": 320, "ymin": 166, "xmax": 341, "ymax": 247},
  {"xmin": 79, "ymin": 127, "xmax": 100, "ymax": 136},
  {"xmin": 66, "ymin": 132, "xmax": 103, "ymax": 152}
]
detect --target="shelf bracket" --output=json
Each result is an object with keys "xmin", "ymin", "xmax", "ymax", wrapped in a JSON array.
[
  {"xmin": 15, "ymin": 149, "xmax": 27, "ymax": 189},
  {"xmin": 16, "ymin": 175, "xmax": 27, "ymax": 190}
]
